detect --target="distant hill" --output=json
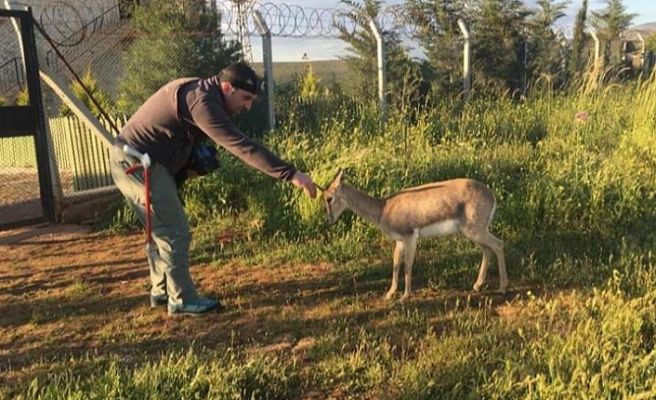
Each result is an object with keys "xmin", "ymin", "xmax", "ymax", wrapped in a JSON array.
[
  {"xmin": 630, "ymin": 22, "xmax": 656, "ymax": 34},
  {"xmin": 253, "ymin": 59, "xmax": 349, "ymax": 85}
]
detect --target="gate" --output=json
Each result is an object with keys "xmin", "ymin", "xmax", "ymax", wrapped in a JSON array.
[{"xmin": 0, "ymin": 8, "xmax": 55, "ymax": 229}]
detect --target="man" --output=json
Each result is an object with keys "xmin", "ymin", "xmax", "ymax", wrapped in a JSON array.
[{"xmin": 110, "ymin": 63, "xmax": 317, "ymax": 316}]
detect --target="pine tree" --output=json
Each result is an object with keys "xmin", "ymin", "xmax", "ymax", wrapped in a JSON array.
[
  {"xmin": 591, "ymin": 0, "xmax": 637, "ymax": 41},
  {"xmin": 300, "ymin": 64, "xmax": 322, "ymax": 100},
  {"xmin": 646, "ymin": 33, "xmax": 656, "ymax": 52},
  {"xmin": 591, "ymin": 0, "xmax": 637, "ymax": 64},
  {"xmin": 60, "ymin": 67, "xmax": 116, "ymax": 119},
  {"xmin": 117, "ymin": 0, "xmax": 241, "ymax": 115},
  {"xmin": 527, "ymin": 0, "xmax": 569, "ymax": 88},
  {"xmin": 404, "ymin": 0, "xmax": 468, "ymax": 95},
  {"xmin": 335, "ymin": 0, "xmax": 415, "ymax": 100},
  {"xmin": 568, "ymin": 0, "xmax": 589, "ymax": 78},
  {"xmin": 471, "ymin": 0, "xmax": 532, "ymax": 93}
]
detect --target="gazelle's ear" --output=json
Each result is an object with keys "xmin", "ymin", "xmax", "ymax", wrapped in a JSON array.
[
  {"xmin": 336, "ymin": 169, "xmax": 344, "ymax": 184},
  {"xmin": 326, "ymin": 169, "xmax": 342, "ymax": 188}
]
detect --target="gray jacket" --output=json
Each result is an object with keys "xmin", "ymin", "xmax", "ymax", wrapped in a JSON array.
[{"xmin": 116, "ymin": 76, "xmax": 296, "ymax": 181}]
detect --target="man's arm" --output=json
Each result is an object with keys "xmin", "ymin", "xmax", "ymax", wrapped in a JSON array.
[{"xmin": 189, "ymin": 98, "xmax": 316, "ymax": 198}]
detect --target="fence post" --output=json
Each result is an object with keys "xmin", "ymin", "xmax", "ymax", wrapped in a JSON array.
[
  {"xmin": 4, "ymin": 0, "xmax": 24, "ymax": 61},
  {"xmin": 645, "ymin": 50, "xmax": 654, "ymax": 76},
  {"xmin": 636, "ymin": 33, "xmax": 646, "ymax": 72},
  {"xmin": 457, "ymin": 19, "xmax": 471, "ymax": 102},
  {"xmin": 589, "ymin": 29, "xmax": 601, "ymax": 72},
  {"xmin": 636, "ymin": 33, "xmax": 645, "ymax": 55},
  {"xmin": 253, "ymin": 10, "xmax": 275, "ymax": 132},
  {"xmin": 4, "ymin": 3, "xmax": 65, "ymax": 219},
  {"xmin": 368, "ymin": 18, "xmax": 386, "ymax": 125}
]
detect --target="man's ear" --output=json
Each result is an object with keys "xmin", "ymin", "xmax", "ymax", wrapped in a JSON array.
[{"xmin": 220, "ymin": 81, "xmax": 233, "ymax": 94}]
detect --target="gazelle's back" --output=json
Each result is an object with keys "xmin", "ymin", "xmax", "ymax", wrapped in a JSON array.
[{"xmin": 380, "ymin": 179, "xmax": 495, "ymax": 237}]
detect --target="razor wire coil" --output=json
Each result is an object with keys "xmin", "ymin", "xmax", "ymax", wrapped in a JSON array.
[{"xmin": 216, "ymin": 1, "xmax": 414, "ymax": 38}]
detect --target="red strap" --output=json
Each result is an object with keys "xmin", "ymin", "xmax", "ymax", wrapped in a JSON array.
[
  {"xmin": 144, "ymin": 167, "xmax": 152, "ymax": 244},
  {"xmin": 125, "ymin": 164, "xmax": 142, "ymax": 175},
  {"xmin": 124, "ymin": 163, "xmax": 151, "ymax": 244}
]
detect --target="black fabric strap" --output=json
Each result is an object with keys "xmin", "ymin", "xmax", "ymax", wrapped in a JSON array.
[{"xmin": 218, "ymin": 70, "xmax": 263, "ymax": 94}]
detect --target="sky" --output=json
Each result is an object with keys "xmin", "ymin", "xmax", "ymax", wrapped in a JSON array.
[{"xmin": 245, "ymin": 0, "xmax": 656, "ymax": 62}]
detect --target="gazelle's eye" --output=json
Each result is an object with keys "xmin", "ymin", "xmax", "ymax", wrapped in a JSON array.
[{"xmin": 326, "ymin": 196, "xmax": 333, "ymax": 203}]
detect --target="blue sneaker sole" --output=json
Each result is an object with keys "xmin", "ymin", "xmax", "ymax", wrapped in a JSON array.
[{"xmin": 167, "ymin": 302, "xmax": 222, "ymax": 316}]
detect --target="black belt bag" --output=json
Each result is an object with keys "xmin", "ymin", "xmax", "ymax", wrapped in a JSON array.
[{"xmin": 188, "ymin": 142, "xmax": 219, "ymax": 175}]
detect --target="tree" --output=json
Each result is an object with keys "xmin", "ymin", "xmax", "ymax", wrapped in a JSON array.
[
  {"xmin": 404, "ymin": 0, "xmax": 469, "ymax": 95},
  {"xmin": 591, "ymin": 0, "xmax": 637, "ymax": 63},
  {"xmin": 568, "ymin": 0, "xmax": 589, "ymax": 78},
  {"xmin": 16, "ymin": 87, "xmax": 29, "ymax": 106},
  {"xmin": 335, "ymin": 0, "xmax": 416, "ymax": 100},
  {"xmin": 591, "ymin": 0, "xmax": 637, "ymax": 41},
  {"xmin": 117, "ymin": 0, "xmax": 241, "ymax": 115},
  {"xmin": 470, "ymin": 0, "xmax": 532, "ymax": 94},
  {"xmin": 527, "ymin": 0, "xmax": 570, "ymax": 88},
  {"xmin": 60, "ymin": 67, "xmax": 116, "ymax": 119},
  {"xmin": 646, "ymin": 33, "xmax": 656, "ymax": 52},
  {"xmin": 299, "ymin": 64, "xmax": 322, "ymax": 100}
]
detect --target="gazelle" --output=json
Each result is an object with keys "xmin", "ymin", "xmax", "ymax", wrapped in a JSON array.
[{"xmin": 321, "ymin": 170, "xmax": 507, "ymax": 301}]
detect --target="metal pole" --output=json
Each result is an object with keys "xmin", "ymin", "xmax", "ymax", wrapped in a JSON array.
[
  {"xmin": 589, "ymin": 29, "xmax": 601, "ymax": 71},
  {"xmin": 368, "ymin": 18, "xmax": 386, "ymax": 124},
  {"xmin": 637, "ymin": 32, "xmax": 645, "ymax": 55},
  {"xmin": 21, "ymin": 8, "xmax": 57, "ymax": 222},
  {"xmin": 4, "ymin": 0, "xmax": 25, "ymax": 61},
  {"xmin": 457, "ymin": 19, "xmax": 471, "ymax": 101},
  {"xmin": 253, "ymin": 10, "xmax": 275, "ymax": 131},
  {"xmin": 5, "ymin": 4, "xmax": 65, "ymax": 220}
]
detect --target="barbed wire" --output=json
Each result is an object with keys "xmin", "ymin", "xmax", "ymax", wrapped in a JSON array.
[
  {"xmin": 216, "ymin": 1, "xmax": 413, "ymax": 38},
  {"xmin": 3, "ymin": 0, "xmax": 119, "ymax": 47}
]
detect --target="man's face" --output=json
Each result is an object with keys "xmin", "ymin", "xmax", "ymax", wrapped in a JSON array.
[{"xmin": 224, "ymin": 86, "xmax": 257, "ymax": 116}]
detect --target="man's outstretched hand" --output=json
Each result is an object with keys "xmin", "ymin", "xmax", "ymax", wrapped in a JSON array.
[{"xmin": 291, "ymin": 171, "xmax": 317, "ymax": 199}]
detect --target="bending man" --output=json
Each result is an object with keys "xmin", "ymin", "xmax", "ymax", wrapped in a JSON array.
[{"xmin": 110, "ymin": 63, "xmax": 317, "ymax": 316}]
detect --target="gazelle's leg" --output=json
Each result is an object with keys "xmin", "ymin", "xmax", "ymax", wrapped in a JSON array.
[
  {"xmin": 473, "ymin": 244, "xmax": 492, "ymax": 292},
  {"xmin": 486, "ymin": 233, "xmax": 507, "ymax": 293},
  {"xmin": 465, "ymin": 229, "xmax": 507, "ymax": 294},
  {"xmin": 386, "ymin": 240, "xmax": 404, "ymax": 300},
  {"xmin": 400, "ymin": 231, "xmax": 419, "ymax": 301}
]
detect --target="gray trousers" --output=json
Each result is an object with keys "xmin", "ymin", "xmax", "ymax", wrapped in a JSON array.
[{"xmin": 110, "ymin": 144, "xmax": 198, "ymax": 304}]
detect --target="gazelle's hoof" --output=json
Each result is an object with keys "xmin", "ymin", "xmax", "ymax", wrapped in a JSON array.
[
  {"xmin": 473, "ymin": 283, "xmax": 483, "ymax": 293},
  {"xmin": 399, "ymin": 293, "xmax": 410, "ymax": 303},
  {"xmin": 498, "ymin": 286, "xmax": 508, "ymax": 295},
  {"xmin": 384, "ymin": 291, "xmax": 395, "ymax": 301}
]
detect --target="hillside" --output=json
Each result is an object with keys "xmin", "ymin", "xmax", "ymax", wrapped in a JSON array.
[
  {"xmin": 630, "ymin": 21, "xmax": 656, "ymax": 34},
  {"xmin": 253, "ymin": 59, "xmax": 349, "ymax": 85}
]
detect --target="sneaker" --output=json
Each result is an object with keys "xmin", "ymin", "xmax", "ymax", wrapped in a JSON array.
[
  {"xmin": 167, "ymin": 297, "xmax": 222, "ymax": 316},
  {"xmin": 150, "ymin": 294, "xmax": 168, "ymax": 308}
]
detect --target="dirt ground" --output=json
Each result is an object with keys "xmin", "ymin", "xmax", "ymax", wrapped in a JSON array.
[{"xmin": 0, "ymin": 222, "xmax": 365, "ymax": 392}]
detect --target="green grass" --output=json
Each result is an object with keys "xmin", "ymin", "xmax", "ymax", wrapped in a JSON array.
[{"xmin": 14, "ymin": 70, "xmax": 656, "ymax": 399}]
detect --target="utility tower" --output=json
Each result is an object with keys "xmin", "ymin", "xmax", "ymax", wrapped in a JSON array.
[{"xmin": 230, "ymin": 0, "xmax": 255, "ymax": 61}]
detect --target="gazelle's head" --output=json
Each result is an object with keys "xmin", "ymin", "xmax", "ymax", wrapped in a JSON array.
[{"xmin": 321, "ymin": 169, "xmax": 347, "ymax": 225}]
